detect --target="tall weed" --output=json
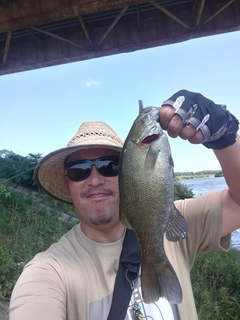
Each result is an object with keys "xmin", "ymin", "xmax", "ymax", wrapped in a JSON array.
[
  {"xmin": 0, "ymin": 186, "xmax": 77, "ymax": 302},
  {"xmin": 191, "ymin": 249, "xmax": 240, "ymax": 319}
]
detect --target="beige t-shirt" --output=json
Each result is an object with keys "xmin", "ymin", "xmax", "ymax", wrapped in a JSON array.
[{"xmin": 9, "ymin": 191, "xmax": 231, "ymax": 320}]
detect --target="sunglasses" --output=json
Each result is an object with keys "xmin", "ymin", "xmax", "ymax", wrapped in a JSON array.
[{"xmin": 65, "ymin": 156, "xmax": 120, "ymax": 181}]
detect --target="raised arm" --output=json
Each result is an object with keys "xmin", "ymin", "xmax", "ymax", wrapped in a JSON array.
[
  {"xmin": 159, "ymin": 89, "xmax": 240, "ymax": 237},
  {"xmin": 214, "ymin": 134, "xmax": 240, "ymax": 236}
]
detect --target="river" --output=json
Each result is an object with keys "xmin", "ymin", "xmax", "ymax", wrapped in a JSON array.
[{"xmin": 180, "ymin": 176, "xmax": 240, "ymax": 250}]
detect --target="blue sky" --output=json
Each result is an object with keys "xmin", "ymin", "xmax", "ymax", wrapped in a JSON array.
[{"xmin": 1, "ymin": 30, "xmax": 240, "ymax": 172}]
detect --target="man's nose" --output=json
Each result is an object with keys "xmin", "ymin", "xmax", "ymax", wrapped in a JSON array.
[{"xmin": 87, "ymin": 165, "xmax": 105, "ymax": 185}]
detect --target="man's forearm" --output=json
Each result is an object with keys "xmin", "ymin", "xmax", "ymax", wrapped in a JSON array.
[{"xmin": 214, "ymin": 134, "xmax": 240, "ymax": 206}]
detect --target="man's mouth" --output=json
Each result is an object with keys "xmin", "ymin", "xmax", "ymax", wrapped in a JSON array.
[
  {"xmin": 87, "ymin": 193, "xmax": 108, "ymax": 199},
  {"xmin": 83, "ymin": 188, "xmax": 112, "ymax": 198}
]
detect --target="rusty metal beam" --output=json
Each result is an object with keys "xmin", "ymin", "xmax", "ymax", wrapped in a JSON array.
[
  {"xmin": 99, "ymin": 6, "xmax": 129, "ymax": 44},
  {"xmin": 2, "ymin": 30, "xmax": 11, "ymax": 63},
  {"xmin": 193, "ymin": 0, "xmax": 206, "ymax": 26},
  {"xmin": 204, "ymin": 0, "xmax": 236, "ymax": 25},
  {"xmin": 26, "ymin": 27, "xmax": 41, "ymax": 43},
  {"xmin": 78, "ymin": 15, "xmax": 92, "ymax": 45},
  {"xmin": 148, "ymin": 0, "xmax": 191, "ymax": 29},
  {"xmin": 29, "ymin": 26, "xmax": 83, "ymax": 48}
]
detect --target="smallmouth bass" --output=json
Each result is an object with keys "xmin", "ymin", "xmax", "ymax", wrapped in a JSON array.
[{"xmin": 119, "ymin": 106, "xmax": 188, "ymax": 304}]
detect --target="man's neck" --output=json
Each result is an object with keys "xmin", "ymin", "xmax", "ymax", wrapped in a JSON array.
[{"xmin": 81, "ymin": 221, "xmax": 126, "ymax": 243}]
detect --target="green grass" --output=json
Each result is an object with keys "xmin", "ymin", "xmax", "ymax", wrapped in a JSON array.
[{"xmin": 0, "ymin": 184, "xmax": 77, "ymax": 302}]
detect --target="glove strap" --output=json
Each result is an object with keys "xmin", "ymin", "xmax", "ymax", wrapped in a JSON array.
[{"xmin": 203, "ymin": 111, "xmax": 239, "ymax": 150}]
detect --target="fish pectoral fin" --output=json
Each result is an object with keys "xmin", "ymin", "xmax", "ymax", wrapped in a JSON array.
[
  {"xmin": 169, "ymin": 154, "xmax": 174, "ymax": 168},
  {"xmin": 165, "ymin": 206, "xmax": 188, "ymax": 242},
  {"xmin": 144, "ymin": 145, "xmax": 159, "ymax": 171}
]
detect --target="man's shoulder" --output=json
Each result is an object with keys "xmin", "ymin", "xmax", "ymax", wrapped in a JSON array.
[{"xmin": 27, "ymin": 224, "xmax": 83, "ymax": 265}]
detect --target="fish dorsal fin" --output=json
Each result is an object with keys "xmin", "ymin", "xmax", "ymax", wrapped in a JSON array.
[
  {"xmin": 165, "ymin": 206, "xmax": 188, "ymax": 242},
  {"xmin": 139, "ymin": 100, "xmax": 144, "ymax": 113}
]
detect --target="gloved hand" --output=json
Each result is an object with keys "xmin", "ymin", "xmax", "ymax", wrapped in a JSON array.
[{"xmin": 162, "ymin": 89, "xmax": 239, "ymax": 149}]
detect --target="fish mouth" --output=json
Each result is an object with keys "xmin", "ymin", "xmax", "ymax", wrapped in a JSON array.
[{"xmin": 142, "ymin": 134, "xmax": 160, "ymax": 144}]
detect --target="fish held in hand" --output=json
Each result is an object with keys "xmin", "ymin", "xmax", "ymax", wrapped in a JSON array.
[{"xmin": 119, "ymin": 106, "xmax": 188, "ymax": 304}]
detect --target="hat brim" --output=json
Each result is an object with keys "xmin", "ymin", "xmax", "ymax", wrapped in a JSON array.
[{"xmin": 34, "ymin": 144, "xmax": 122, "ymax": 204}]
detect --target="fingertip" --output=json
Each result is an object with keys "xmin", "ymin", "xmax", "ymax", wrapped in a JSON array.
[
  {"xmin": 160, "ymin": 106, "xmax": 175, "ymax": 130},
  {"xmin": 179, "ymin": 124, "xmax": 196, "ymax": 140},
  {"xmin": 188, "ymin": 131, "xmax": 204, "ymax": 144},
  {"xmin": 166, "ymin": 119, "xmax": 183, "ymax": 138}
]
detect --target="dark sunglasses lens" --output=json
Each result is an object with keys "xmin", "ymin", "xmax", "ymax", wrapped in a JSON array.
[
  {"xmin": 66, "ymin": 156, "xmax": 120, "ymax": 181},
  {"xmin": 67, "ymin": 162, "xmax": 91, "ymax": 181},
  {"xmin": 97, "ymin": 158, "xmax": 119, "ymax": 177}
]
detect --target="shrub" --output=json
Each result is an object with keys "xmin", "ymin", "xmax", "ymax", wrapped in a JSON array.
[
  {"xmin": 0, "ymin": 184, "xmax": 11, "ymax": 203},
  {"xmin": 174, "ymin": 181, "xmax": 194, "ymax": 200},
  {"xmin": 215, "ymin": 171, "xmax": 224, "ymax": 177},
  {"xmin": 0, "ymin": 150, "xmax": 42, "ymax": 190}
]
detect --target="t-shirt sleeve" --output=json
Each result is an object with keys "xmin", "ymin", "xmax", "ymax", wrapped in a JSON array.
[
  {"xmin": 174, "ymin": 190, "xmax": 231, "ymax": 269},
  {"xmin": 9, "ymin": 254, "xmax": 66, "ymax": 320}
]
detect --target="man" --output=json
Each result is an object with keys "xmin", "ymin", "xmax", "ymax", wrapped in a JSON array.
[{"xmin": 9, "ymin": 90, "xmax": 240, "ymax": 319}]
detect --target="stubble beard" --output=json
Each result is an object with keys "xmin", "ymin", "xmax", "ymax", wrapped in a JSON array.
[
  {"xmin": 90, "ymin": 215, "xmax": 112, "ymax": 226},
  {"xmin": 89, "ymin": 199, "xmax": 113, "ymax": 226}
]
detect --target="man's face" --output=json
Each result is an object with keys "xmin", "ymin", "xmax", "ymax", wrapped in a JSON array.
[{"xmin": 64, "ymin": 148, "xmax": 120, "ymax": 229}]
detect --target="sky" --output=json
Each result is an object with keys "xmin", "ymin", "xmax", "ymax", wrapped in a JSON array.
[{"xmin": 1, "ymin": 30, "xmax": 240, "ymax": 172}]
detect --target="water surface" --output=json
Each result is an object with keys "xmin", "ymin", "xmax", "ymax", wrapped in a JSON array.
[{"xmin": 180, "ymin": 176, "xmax": 240, "ymax": 250}]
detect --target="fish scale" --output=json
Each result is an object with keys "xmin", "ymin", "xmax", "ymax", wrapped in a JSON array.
[{"xmin": 119, "ymin": 106, "xmax": 188, "ymax": 304}]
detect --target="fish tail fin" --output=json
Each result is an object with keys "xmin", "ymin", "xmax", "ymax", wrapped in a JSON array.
[
  {"xmin": 157, "ymin": 261, "xmax": 183, "ymax": 304},
  {"xmin": 142, "ymin": 260, "xmax": 182, "ymax": 304}
]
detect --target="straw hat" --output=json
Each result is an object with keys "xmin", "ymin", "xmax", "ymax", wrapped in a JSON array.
[{"xmin": 34, "ymin": 121, "xmax": 123, "ymax": 204}]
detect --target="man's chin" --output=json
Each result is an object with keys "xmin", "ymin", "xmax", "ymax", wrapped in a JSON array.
[{"xmin": 90, "ymin": 216, "xmax": 112, "ymax": 226}]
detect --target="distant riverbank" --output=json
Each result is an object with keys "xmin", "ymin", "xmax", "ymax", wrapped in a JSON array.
[{"xmin": 175, "ymin": 170, "xmax": 223, "ymax": 181}]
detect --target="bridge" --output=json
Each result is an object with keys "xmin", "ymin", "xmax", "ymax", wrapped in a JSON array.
[{"xmin": 0, "ymin": 0, "xmax": 239, "ymax": 75}]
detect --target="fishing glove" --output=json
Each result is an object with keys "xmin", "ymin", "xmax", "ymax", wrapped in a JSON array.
[{"xmin": 162, "ymin": 89, "xmax": 239, "ymax": 150}]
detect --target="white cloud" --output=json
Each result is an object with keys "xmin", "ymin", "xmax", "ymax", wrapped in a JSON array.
[{"xmin": 85, "ymin": 79, "xmax": 101, "ymax": 87}]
